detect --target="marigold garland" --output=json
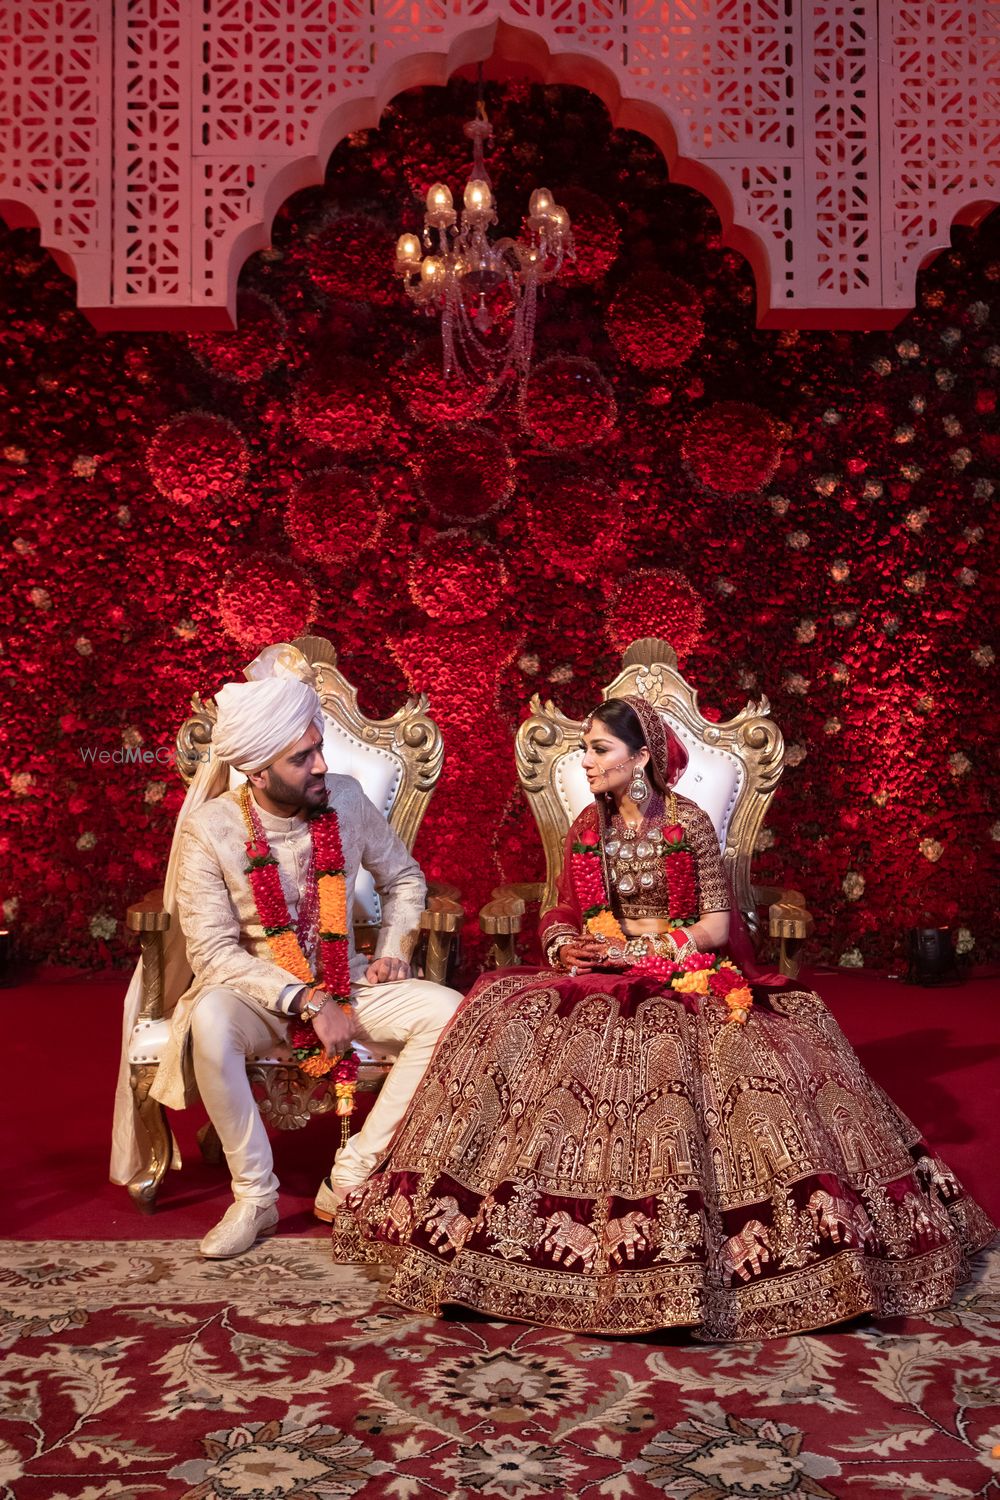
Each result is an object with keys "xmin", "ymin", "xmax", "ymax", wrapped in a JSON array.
[{"xmin": 240, "ymin": 783, "xmax": 357, "ymax": 1108}]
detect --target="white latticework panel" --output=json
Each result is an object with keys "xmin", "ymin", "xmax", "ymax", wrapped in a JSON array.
[
  {"xmin": 714, "ymin": 160, "xmax": 805, "ymax": 312},
  {"xmin": 198, "ymin": 0, "xmax": 377, "ymax": 154},
  {"xmin": 626, "ymin": 0, "xmax": 799, "ymax": 157},
  {"xmin": 1, "ymin": 0, "xmax": 998, "ymax": 327},
  {"xmin": 0, "ymin": 1, "xmax": 111, "ymax": 302},
  {"xmin": 504, "ymin": 0, "xmax": 620, "ymax": 57},
  {"xmin": 883, "ymin": 1, "xmax": 1000, "ymax": 302},
  {"xmin": 805, "ymin": 0, "xmax": 879, "ymax": 306},
  {"xmin": 115, "ymin": 0, "xmax": 189, "ymax": 305},
  {"xmin": 377, "ymin": 0, "xmax": 493, "ymax": 58}
]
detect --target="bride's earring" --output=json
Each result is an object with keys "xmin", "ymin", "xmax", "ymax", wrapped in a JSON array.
[{"xmin": 628, "ymin": 759, "xmax": 649, "ymax": 803}]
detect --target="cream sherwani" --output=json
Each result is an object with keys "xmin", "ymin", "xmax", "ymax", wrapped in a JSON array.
[{"xmin": 153, "ymin": 773, "xmax": 461, "ymax": 1204}]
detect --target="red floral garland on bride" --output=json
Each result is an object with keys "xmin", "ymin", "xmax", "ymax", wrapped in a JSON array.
[
  {"xmin": 570, "ymin": 824, "xmax": 753, "ymax": 1023},
  {"xmin": 239, "ymin": 783, "xmax": 359, "ymax": 1113}
]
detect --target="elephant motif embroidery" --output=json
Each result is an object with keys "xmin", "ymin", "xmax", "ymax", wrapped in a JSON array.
[
  {"xmin": 719, "ymin": 1220, "xmax": 772, "ymax": 1282},
  {"xmin": 422, "ymin": 1196, "xmax": 473, "ymax": 1253},
  {"xmin": 805, "ymin": 1188, "xmax": 874, "ymax": 1249},
  {"xmin": 604, "ymin": 1210, "xmax": 654, "ymax": 1265},
  {"xmin": 538, "ymin": 1211, "xmax": 600, "ymax": 1271}
]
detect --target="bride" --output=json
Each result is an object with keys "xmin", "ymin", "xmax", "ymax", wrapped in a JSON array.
[{"xmin": 332, "ymin": 695, "xmax": 993, "ymax": 1340}]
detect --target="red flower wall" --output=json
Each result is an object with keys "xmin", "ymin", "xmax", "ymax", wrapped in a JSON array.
[{"xmin": 0, "ymin": 82, "xmax": 997, "ymax": 974}]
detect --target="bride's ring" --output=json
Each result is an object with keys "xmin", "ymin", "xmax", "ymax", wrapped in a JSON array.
[{"xmin": 569, "ymin": 964, "xmax": 578, "ymax": 976}]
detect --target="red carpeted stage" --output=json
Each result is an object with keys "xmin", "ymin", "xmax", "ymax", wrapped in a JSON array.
[
  {"xmin": 3, "ymin": 963, "xmax": 998, "ymax": 1240},
  {"xmin": 2, "ymin": 964, "xmax": 999, "ymax": 1500}
]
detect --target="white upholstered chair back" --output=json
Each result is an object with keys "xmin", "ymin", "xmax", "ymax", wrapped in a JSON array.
[{"xmin": 178, "ymin": 635, "xmax": 443, "ymax": 927}]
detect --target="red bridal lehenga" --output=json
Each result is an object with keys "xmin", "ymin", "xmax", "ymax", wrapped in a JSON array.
[{"xmin": 332, "ymin": 791, "xmax": 994, "ymax": 1341}]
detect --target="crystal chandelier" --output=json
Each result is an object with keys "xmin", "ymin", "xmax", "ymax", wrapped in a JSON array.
[{"xmin": 393, "ymin": 94, "xmax": 573, "ymax": 398}]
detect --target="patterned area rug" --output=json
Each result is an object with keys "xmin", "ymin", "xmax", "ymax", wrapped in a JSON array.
[{"xmin": 2, "ymin": 1239, "xmax": 999, "ymax": 1500}]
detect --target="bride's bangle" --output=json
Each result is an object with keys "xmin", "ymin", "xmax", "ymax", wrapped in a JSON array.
[
  {"xmin": 672, "ymin": 928, "xmax": 698, "ymax": 961},
  {"xmin": 546, "ymin": 936, "xmax": 575, "ymax": 969}
]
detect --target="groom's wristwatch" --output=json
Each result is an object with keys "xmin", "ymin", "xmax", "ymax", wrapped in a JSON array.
[{"xmin": 298, "ymin": 989, "xmax": 327, "ymax": 1023}]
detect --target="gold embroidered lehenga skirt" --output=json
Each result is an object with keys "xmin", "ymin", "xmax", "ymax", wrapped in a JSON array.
[{"xmin": 331, "ymin": 970, "xmax": 995, "ymax": 1340}]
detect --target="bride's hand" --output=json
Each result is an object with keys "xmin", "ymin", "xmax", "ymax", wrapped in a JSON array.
[
  {"xmin": 590, "ymin": 938, "xmax": 629, "ymax": 972},
  {"xmin": 557, "ymin": 938, "xmax": 606, "ymax": 973}
]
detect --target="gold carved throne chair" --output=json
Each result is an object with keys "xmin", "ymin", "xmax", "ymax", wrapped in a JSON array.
[
  {"xmin": 124, "ymin": 635, "xmax": 462, "ymax": 1211},
  {"xmin": 481, "ymin": 637, "xmax": 812, "ymax": 974}
]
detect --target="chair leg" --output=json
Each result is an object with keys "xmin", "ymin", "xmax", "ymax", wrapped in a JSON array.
[
  {"xmin": 486, "ymin": 934, "xmax": 520, "ymax": 969},
  {"xmin": 127, "ymin": 1065, "xmax": 173, "ymax": 1213},
  {"xmin": 424, "ymin": 928, "xmax": 452, "ymax": 986},
  {"xmin": 779, "ymin": 936, "xmax": 804, "ymax": 980},
  {"xmin": 197, "ymin": 1121, "xmax": 225, "ymax": 1165}
]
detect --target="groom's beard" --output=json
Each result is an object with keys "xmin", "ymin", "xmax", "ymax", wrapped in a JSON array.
[{"xmin": 262, "ymin": 768, "xmax": 329, "ymax": 812}]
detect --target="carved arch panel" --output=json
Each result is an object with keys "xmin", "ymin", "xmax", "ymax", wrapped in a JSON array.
[{"xmin": 0, "ymin": 1, "xmax": 998, "ymax": 329}]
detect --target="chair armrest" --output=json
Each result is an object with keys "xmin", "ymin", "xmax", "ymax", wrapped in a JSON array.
[
  {"xmin": 479, "ymin": 894, "xmax": 526, "ymax": 936},
  {"xmin": 126, "ymin": 889, "xmax": 170, "ymax": 934},
  {"xmin": 353, "ymin": 922, "xmax": 379, "ymax": 956},
  {"xmin": 427, "ymin": 879, "xmax": 461, "ymax": 904},
  {"xmin": 125, "ymin": 889, "xmax": 170, "ymax": 1022},
  {"xmin": 419, "ymin": 897, "xmax": 465, "ymax": 934},
  {"xmin": 419, "ymin": 897, "xmax": 464, "ymax": 986},
  {"xmin": 478, "ymin": 892, "xmax": 527, "ymax": 972},
  {"xmin": 753, "ymin": 884, "xmax": 814, "ymax": 942},
  {"xmin": 480, "ymin": 882, "xmax": 544, "ymax": 932},
  {"xmin": 490, "ymin": 882, "xmax": 545, "ymax": 906}
]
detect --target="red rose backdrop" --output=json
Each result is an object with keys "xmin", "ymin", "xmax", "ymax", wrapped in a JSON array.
[{"xmin": 0, "ymin": 82, "xmax": 997, "ymax": 974}]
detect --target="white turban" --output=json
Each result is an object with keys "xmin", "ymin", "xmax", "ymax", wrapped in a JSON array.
[{"xmin": 212, "ymin": 677, "xmax": 324, "ymax": 772}]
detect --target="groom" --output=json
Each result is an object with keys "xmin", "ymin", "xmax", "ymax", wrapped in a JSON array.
[{"xmin": 142, "ymin": 669, "xmax": 460, "ymax": 1258}]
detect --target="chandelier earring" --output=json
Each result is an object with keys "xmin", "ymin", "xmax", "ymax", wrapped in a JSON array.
[{"xmin": 628, "ymin": 759, "xmax": 649, "ymax": 804}]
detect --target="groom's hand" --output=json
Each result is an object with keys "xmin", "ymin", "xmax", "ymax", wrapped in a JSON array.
[
  {"xmin": 313, "ymin": 998, "xmax": 358, "ymax": 1056},
  {"xmin": 365, "ymin": 956, "xmax": 411, "ymax": 985}
]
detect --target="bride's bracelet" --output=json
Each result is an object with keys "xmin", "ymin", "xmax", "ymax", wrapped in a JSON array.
[
  {"xmin": 545, "ymin": 935, "xmax": 575, "ymax": 969},
  {"xmin": 625, "ymin": 932, "xmax": 699, "ymax": 964},
  {"xmin": 623, "ymin": 937, "xmax": 652, "ymax": 962},
  {"xmin": 671, "ymin": 928, "xmax": 698, "ymax": 962}
]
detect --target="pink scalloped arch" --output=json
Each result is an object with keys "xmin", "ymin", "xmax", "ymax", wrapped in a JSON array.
[{"xmin": 0, "ymin": 2, "xmax": 997, "ymax": 331}]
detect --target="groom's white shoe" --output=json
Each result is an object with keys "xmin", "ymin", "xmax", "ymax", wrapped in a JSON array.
[
  {"xmin": 199, "ymin": 1200, "xmax": 279, "ymax": 1259},
  {"xmin": 313, "ymin": 1176, "xmax": 353, "ymax": 1223}
]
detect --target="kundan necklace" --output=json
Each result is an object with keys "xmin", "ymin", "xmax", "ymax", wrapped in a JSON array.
[
  {"xmin": 603, "ymin": 789, "xmax": 698, "ymax": 925},
  {"xmin": 239, "ymin": 783, "xmax": 358, "ymax": 1110},
  {"xmin": 569, "ymin": 797, "xmax": 751, "ymax": 1023}
]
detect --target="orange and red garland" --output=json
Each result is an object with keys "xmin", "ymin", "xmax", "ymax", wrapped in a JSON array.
[{"xmin": 239, "ymin": 783, "xmax": 358, "ymax": 1115}]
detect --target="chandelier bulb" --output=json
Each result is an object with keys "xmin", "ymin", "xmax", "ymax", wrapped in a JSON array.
[
  {"xmin": 463, "ymin": 178, "xmax": 493, "ymax": 215},
  {"xmin": 395, "ymin": 232, "xmax": 422, "ymax": 272},
  {"xmin": 528, "ymin": 187, "xmax": 555, "ymax": 219},
  {"xmin": 420, "ymin": 255, "xmax": 445, "ymax": 286},
  {"xmin": 426, "ymin": 182, "xmax": 453, "ymax": 213},
  {"xmin": 425, "ymin": 182, "xmax": 456, "ymax": 231}
]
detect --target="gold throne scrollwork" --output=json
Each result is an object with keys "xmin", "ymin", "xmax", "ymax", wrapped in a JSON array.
[
  {"xmin": 480, "ymin": 637, "xmax": 812, "ymax": 976},
  {"xmin": 124, "ymin": 635, "xmax": 462, "ymax": 1212}
]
